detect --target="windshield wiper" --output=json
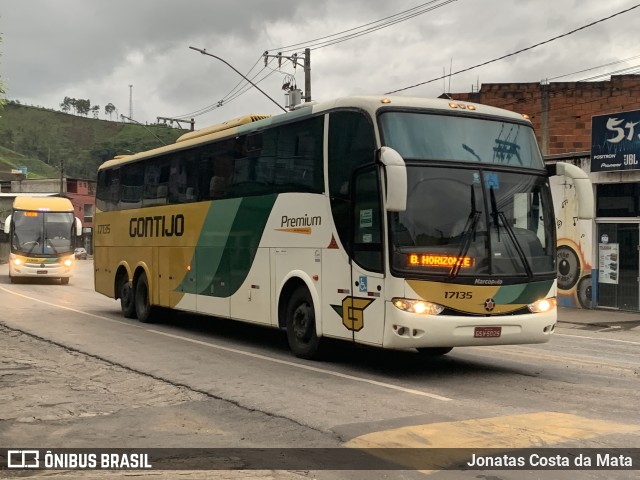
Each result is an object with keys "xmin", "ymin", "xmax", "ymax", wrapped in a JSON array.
[
  {"xmin": 449, "ymin": 186, "xmax": 481, "ymax": 279},
  {"xmin": 46, "ymin": 238, "xmax": 59, "ymax": 255},
  {"xmin": 489, "ymin": 187, "xmax": 533, "ymax": 278},
  {"xmin": 26, "ymin": 237, "xmax": 41, "ymax": 255}
]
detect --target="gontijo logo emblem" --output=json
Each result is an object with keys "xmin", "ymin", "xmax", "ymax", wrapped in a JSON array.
[{"xmin": 331, "ymin": 296, "xmax": 374, "ymax": 332}]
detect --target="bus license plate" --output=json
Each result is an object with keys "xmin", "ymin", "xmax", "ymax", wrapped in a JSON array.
[
  {"xmin": 474, "ymin": 326, "xmax": 501, "ymax": 338},
  {"xmin": 37, "ymin": 270, "xmax": 48, "ymax": 275}
]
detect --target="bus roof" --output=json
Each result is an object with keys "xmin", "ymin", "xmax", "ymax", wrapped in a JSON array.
[
  {"xmin": 98, "ymin": 95, "xmax": 532, "ymax": 171},
  {"xmin": 13, "ymin": 196, "xmax": 74, "ymax": 212}
]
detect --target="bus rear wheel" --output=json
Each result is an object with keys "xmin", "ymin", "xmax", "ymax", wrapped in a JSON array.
[
  {"xmin": 416, "ymin": 347, "xmax": 453, "ymax": 356},
  {"xmin": 119, "ymin": 277, "xmax": 137, "ymax": 319},
  {"xmin": 285, "ymin": 286, "xmax": 320, "ymax": 359},
  {"xmin": 134, "ymin": 272, "xmax": 156, "ymax": 323}
]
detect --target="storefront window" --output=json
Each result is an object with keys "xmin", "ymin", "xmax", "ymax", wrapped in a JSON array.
[{"xmin": 597, "ymin": 183, "xmax": 640, "ymax": 217}]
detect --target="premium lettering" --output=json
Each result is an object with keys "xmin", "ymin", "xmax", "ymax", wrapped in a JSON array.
[
  {"xmin": 280, "ymin": 214, "xmax": 321, "ymax": 228},
  {"xmin": 129, "ymin": 214, "xmax": 184, "ymax": 237}
]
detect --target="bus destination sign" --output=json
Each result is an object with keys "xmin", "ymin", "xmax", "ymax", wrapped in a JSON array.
[{"xmin": 408, "ymin": 254, "xmax": 475, "ymax": 268}]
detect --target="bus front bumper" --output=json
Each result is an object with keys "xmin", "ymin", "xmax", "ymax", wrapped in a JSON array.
[
  {"xmin": 9, "ymin": 256, "xmax": 74, "ymax": 279},
  {"xmin": 383, "ymin": 301, "xmax": 556, "ymax": 349}
]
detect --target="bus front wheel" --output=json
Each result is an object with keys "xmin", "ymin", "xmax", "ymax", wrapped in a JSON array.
[
  {"xmin": 61, "ymin": 277, "xmax": 69, "ymax": 285},
  {"xmin": 285, "ymin": 286, "xmax": 320, "ymax": 359},
  {"xmin": 134, "ymin": 272, "xmax": 155, "ymax": 323},
  {"xmin": 119, "ymin": 277, "xmax": 137, "ymax": 319}
]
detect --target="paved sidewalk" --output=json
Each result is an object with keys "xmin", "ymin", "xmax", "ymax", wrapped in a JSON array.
[{"xmin": 558, "ymin": 306, "xmax": 640, "ymax": 331}]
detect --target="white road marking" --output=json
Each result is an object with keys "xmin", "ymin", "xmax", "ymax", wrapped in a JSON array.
[
  {"xmin": 556, "ymin": 332, "xmax": 640, "ymax": 346},
  {"xmin": 0, "ymin": 285, "xmax": 452, "ymax": 402}
]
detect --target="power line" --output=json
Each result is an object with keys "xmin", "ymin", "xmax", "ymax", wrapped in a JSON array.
[
  {"xmin": 467, "ymin": 66, "xmax": 640, "ymax": 117},
  {"xmin": 545, "ymin": 53, "xmax": 640, "ymax": 82},
  {"xmin": 306, "ymin": 0, "xmax": 456, "ymax": 51},
  {"xmin": 168, "ymin": 56, "xmax": 276, "ymax": 120},
  {"xmin": 189, "ymin": 47, "xmax": 286, "ymax": 112},
  {"xmin": 270, "ymin": 0, "xmax": 456, "ymax": 53},
  {"xmin": 171, "ymin": 1, "xmax": 458, "ymax": 121},
  {"xmin": 385, "ymin": 3, "xmax": 640, "ymax": 95}
]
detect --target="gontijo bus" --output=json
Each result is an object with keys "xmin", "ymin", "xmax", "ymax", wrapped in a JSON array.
[
  {"xmin": 4, "ymin": 196, "xmax": 82, "ymax": 284},
  {"xmin": 94, "ymin": 96, "xmax": 593, "ymax": 359}
]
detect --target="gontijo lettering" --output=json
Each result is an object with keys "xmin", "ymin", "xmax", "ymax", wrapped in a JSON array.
[{"xmin": 129, "ymin": 214, "xmax": 184, "ymax": 237}]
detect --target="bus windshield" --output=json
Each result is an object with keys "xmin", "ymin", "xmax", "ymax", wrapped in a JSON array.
[
  {"xmin": 390, "ymin": 166, "xmax": 556, "ymax": 277},
  {"xmin": 11, "ymin": 210, "xmax": 75, "ymax": 256},
  {"xmin": 379, "ymin": 111, "xmax": 545, "ymax": 169}
]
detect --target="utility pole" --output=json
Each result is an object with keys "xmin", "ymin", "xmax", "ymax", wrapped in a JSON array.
[
  {"xmin": 263, "ymin": 48, "xmax": 311, "ymax": 105},
  {"xmin": 129, "ymin": 84, "xmax": 133, "ymax": 121},
  {"xmin": 59, "ymin": 158, "xmax": 64, "ymax": 195},
  {"xmin": 157, "ymin": 116, "xmax": 195, "ymax": 131}
]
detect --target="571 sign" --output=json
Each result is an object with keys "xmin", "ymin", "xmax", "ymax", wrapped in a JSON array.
[{"xmin": 592, "ymin": 109, "xmax": 640, "ymax": 172}]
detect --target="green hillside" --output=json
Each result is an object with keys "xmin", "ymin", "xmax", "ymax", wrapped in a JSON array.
[{"xmin": 0, "ymin": 102, "xmax": 187, "ymax": 180}]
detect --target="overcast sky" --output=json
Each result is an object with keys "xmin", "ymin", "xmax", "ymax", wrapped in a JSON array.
[{"xmin": 1, "ymin": 0, "xmax": 639, "ymax": 129}]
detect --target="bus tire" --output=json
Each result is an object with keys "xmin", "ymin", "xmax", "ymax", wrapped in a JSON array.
[
  {"xmin": 134, "ymin": 272, "xmax": 156, "ymax": 323},
  {"xmin": 285, "ymin": 286, "xmax": 320, "ymax": 359},
  {"xmin": 416, "ymin": 347, "xmax": 453, "ymax": 356},
  {"xmin": 119, "ymin": 277, "xmax": 137, "ymax": 319},
  {"xmin": 61, "ymin": 277, "xmax": 69, "ymax": 285}
]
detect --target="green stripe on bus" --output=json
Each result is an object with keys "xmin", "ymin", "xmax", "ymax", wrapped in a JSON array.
[
  {"xmin": 493, "ymin": 280, "xmax": 554, "ymax": 304},
  {"xmin": 178, "ymin": 194, "xmax": 277, "ymax": 298}
]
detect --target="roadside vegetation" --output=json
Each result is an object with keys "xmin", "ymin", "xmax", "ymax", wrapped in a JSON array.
[{"xmin": 0, "ymin": 101, "xmax": 187, "ymax": 180}]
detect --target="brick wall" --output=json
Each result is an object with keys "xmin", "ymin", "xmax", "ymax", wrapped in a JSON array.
[{"xmin": 450, "ymin": 75, "xmax": 640, "ymax": 155}]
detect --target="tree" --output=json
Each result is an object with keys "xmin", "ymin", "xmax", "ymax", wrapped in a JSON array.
[
  {"xmin": 91, "ymin": 104, "xmax": 100, "ymax": 119},
  {"xmin": 60, "ymin": 96, "xmax": 73, "ymax": 113},
  {"xmin": 105, "ymin": 102, "xmax": 116, "ymax": 120},
  {"xmin": 76, "ymin": 98, "xmax": 91, "ymax": 116}
]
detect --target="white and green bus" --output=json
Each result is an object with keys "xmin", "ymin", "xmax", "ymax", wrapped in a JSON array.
[
  {"xmin": 4, "ymin": 196, "xmax": 83, "ymax": 284},
  {"xmin": 94, "ymin": 96, "xmax": 592, "ymax": 359}
]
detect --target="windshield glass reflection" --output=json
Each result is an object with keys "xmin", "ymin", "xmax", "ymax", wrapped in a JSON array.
[{"xmin": 390, "ymin": 166, "xmax": 555, "ymax": 278}]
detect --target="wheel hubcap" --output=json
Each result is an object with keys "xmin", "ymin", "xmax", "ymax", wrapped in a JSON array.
[{"xmin": 293, "ymin": 303, "xmax": 311, "ymax": 341}]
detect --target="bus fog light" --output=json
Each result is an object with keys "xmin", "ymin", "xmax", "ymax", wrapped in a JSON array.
[
  {"xmin": 392, "ymin": 298, "xmax": 444, "ymax": 315},
  {"xmin": 528, "ymin": 297, "xmax": 556, "ymax": 313}
]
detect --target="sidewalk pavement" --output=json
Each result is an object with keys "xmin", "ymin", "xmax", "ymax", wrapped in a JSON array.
[{"xmin": 558, "ymin": 306, "xmax": 640, "ymax": 331}]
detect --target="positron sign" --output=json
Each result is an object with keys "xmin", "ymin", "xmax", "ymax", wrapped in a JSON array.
[{"xmin": 408, "ymin": 254, "xmax": 475, "ymax": 268}]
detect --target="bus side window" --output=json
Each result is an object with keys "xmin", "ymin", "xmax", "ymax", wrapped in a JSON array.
[{"xmin": 328, "ymin": 110, "xmax": 376, "ymax": 252}]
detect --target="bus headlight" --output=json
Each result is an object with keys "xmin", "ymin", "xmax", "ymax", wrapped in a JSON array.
[
  {"xmin": 13, "ymin": 258, "xmax": 22, "ymax": 266},
  {"xmin": 528, "ymin": 297, "xmax": 557, "ymax": 313},
  {"xmin": 392, "ymin": 298, "xmax": 444, "ymax": 315},
  {"xmin": 64, "ymin": 258, "xmax": 73, "ymax": 267}
]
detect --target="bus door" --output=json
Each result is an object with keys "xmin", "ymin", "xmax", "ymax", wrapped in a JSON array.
[{"xmin": 349, "ymin": 168, "xmax": 385, "ymax": 346}]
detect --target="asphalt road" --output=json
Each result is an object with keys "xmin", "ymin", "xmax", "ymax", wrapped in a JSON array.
[{"xmin": 0, "ymin": 260, "xmax": 639, "ymax": 479}]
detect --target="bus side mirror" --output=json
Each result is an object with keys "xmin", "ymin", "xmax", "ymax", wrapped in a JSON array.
[
  {"xmin": 3, "ymin": 215, "xmax": 11, "ymax": 235},
  {"xmin": 547, "ymin": 162, "xmax": 594, "ymax": 220},
  {"xmin": 379, "ymin": 147, "xmax": 407, "ymax": 212},
  {"xmin": 75, "ymin": 217, "xmax": 82, "ymax": 237}
]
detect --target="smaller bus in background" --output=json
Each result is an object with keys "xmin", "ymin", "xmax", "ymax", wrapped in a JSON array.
[{"xmin": 3, "ymin": 196, "xmax": 82, "ymax": 284}]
